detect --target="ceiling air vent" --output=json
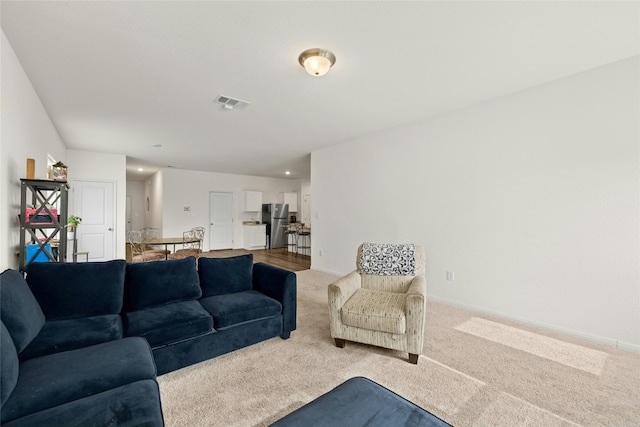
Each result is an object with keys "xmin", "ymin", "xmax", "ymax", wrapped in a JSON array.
[{"xmin": 214, "ymin": 95, "xmax": 251, "ymax": 110}]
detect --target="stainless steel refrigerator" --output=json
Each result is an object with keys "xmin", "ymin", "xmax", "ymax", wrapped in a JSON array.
[{"xmin": 262, "ymin": 203, "xmax": 289, "ymax": 249}]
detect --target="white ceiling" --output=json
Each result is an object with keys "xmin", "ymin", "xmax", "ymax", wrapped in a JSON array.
[{"xmin": 2, "ymin": 1, "xmax": 638, "ymax": 181}]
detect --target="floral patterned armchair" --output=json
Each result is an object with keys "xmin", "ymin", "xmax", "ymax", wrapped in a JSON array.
[{"xmin": 328, "ymin": 243, "xmax": 426, "ymax": 364}]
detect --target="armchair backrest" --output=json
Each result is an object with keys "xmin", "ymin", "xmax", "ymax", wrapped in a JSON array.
[{"xmin": 356, "ymin": 243, "xmax": 425, "ymax": 293}]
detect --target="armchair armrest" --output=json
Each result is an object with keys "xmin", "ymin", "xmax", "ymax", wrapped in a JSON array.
[
  {"xmin": 405, "ymin": 274, "xmax": 426, "ymax": 354},
  {"xmin": 328, "ymin": 271, "xmax": 361, "ymax": 310},
  {"xmin": 328, "ymin": 271, "xmax": 361, "ymax": 338},
  {"xmin": 406, "ymin": 274, "xmax": 426, "ymax": 298},
  {"xmin": 252, "ymin": 263, "xmax": 297, "ymax": 338},
  {"xmin": 406, "ymin": 274, "xmax": 426, "ymax": 315}
]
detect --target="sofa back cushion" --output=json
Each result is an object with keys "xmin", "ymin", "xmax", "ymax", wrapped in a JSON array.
[
  {"xmin": 126, "ymin": 257, "xmax": 201, "ymax": 310},
  {"xmin": 0, "ymin": 321, "xmax": 19, "ymax": 406},
  {"xmin": 0, "ymin": 269, "xmax": 45, "ymax": 352},
  {"xmin": 26, "ymin": 260, "xmax": 126, "ymax": 320},
  {"xmin": 198, "ymin": 254, "xmax": 253, "ymax": 297}
]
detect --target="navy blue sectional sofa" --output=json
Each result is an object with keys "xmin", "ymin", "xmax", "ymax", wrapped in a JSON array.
[{"xmin": 0, "ymin": 254, "xmax": 297, "ymax": 426}]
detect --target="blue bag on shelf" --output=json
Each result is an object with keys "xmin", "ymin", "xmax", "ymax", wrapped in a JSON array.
[{"xmin": 26, "ymin": 244, "xmax": 52, "ymax": 263}]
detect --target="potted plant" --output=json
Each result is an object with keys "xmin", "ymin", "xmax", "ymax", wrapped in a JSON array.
[{"xmin": 67, "ymin": 215, "xmax": 82, "ymax": 240}]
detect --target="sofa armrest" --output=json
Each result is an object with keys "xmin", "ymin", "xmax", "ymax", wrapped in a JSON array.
[{"xmin": 252, "ymin": 263, "xmax": 297, "ymax": 338}]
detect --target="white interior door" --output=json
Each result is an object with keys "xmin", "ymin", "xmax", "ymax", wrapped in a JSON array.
[
  {"xmin": 209, "ymin": 192, "xmax": 234, "ymax": 250},
  {"xmin": 126, "ymin": 196, "xmax": 132, "ymax": 234},
  {"xmin": 72, "ymin": 180, "xmax": 116, "ymax": 261}
]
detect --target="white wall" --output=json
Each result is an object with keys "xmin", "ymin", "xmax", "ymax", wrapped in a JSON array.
[
  {"xmin": 1, "ymin": 30, "xmax": 67, "ymax": 270},
  {"xmin": 299, "ymin": 178, "xmax": 312, "ymax": 226},
  {"xmin": 126, "ymin": 180, "xmax": 145, "ymax": 231},
  {"xmin": 312, "ymin": 57, "xmax": 640, "ymax": 350},
  {"xmin": 145, "ymin": 171, "xmax": 164, "ymax": 231},
  {"xmin": 65, "ymin": 150, "xmax": 127, "ymax": 260},
  {"xmin": 161, "ymin": 168, "xmax": 301, "ymax": 249}
]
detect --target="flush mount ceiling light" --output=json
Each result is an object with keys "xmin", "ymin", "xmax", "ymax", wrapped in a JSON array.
[{"xmin": 298, "ymin": 48, "xmax": 336, "ymax": 76}]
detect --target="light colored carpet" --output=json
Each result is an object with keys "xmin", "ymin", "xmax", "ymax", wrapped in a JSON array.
[
  {"xmin": 158, "ymin": 270, "xmax": 640, "ymax": 426},
  {"xmin": 454, "ymin": 317, "xmax": 609, "ymax": 376}
]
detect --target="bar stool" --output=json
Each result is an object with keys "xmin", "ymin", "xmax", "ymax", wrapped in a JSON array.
[
  {"xmin": 284, "ymin": 224, "xmax": 297, "ymax": 254},
  {"xmin": 73, "ymin": 251, "xmax": 89, "ymax": 262},
  {"xmin": 296, "ymin": 224, "xmax": 311, "ymax": 258}
]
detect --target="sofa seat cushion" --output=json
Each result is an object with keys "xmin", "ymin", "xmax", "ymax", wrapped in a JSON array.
[
  {"xmin": 341, "ymin": 289, "xmax": 407, "ymax": 335},
  {"xmin": 2, "ymin": 379, "xmax": 164, "ymax": 427},
  {"xmin": 0, "ymin": 337, "xmax": 156, "ymax": 424},
  {"xmin": 124, "ymin": 301, "xmax": 213, "ymax": 348},
  {"xmin": 199, "ymin": 290, "xmax": 282, "ymax": 330},
  {"xmin": 20, "ymin": 315, "xmax": 123, "ymax": 361},
  {"xmin": 126, "ymin": 257, "xmax": 201, "ymax": 310},
  {"xmin": 198, "ymin": 254, "xmax": 253, "ymax": 297},
  {"xmin": 1, "ymin": 322, "xmax": 19, "ymax": 406},
  {"xmin": 0, "ymin": 270, "xmax": 45, "ymax": 353},
  {"xmin": 26, "ymin": 260, "xmax": 126, "ymax": 320}
]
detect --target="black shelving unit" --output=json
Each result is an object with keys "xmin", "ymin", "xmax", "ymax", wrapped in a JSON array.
[{"xmin": 19, "ymin": 178, "xmax": 69, "ymax": 270}]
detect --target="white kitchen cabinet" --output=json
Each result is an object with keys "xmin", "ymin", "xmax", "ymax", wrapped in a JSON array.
[
  {"xmin": 277, "ymin": 192, "xmax": 297, "ymax": 212},
  {"xmin": 242, "ymin": 191, "xmax": 263, "ymax": 212},
  {"xmin": 243, "ymin": 225, "xmax": 266, "ymax": 250}
]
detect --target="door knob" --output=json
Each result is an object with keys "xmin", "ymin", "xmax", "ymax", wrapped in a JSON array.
[{"xmin": 108, "ymin": 227, "xmax": 113, "ymax": 231}]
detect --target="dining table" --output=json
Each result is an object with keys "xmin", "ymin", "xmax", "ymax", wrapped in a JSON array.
[{"xmin": 143, "ymin": 236, "xmax": 201, "ymax": 260}]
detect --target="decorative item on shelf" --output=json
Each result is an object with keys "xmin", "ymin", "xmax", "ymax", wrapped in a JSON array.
[
  {"xmin": 67, "ymin": 215, "xmax": 82, "ymax": 240},
  {"xmin": 25, "ymin": 207, "xmax": 58, "ymax": 224},
  {"xmin": 26, "ymin": 158, "xmax": 35, "ymax": 179},
  {"xmin": 48, "ymin": 161, "xmax": 68, "ymax": 181}
]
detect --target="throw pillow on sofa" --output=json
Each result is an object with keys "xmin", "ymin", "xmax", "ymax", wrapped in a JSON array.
[
  {"xmin": 0, "ymin": 270, "xmax": 45, "ymax": 353},
  {"xmin": 26, "ymin": 260, "xmax": 126, "ymax": 320},
  {"xmin": 126, "ymin": 257, "xmax": 201, "ymax": 310},
  {"xmin": 0, "ymin": 322, "xmax": 19, "ymax": 406},
  {"xmin": 198, "ymin": 254, "xmax": 253, "ymax": 297}
]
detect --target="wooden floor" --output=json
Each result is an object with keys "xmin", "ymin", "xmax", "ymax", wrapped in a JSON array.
[
  {"xmin": 199, "ymin": 248, "xmax": 310, "ymax": 272},
  {"xmin": 125, "ymin": 244, "xmax": 310, "ymax": 272}
]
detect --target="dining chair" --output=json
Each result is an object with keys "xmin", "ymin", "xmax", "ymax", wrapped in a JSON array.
[
  {"xmin": 170, "ymin": 227, "xmax": 205, "ymax": 260},
  {"xmin": 128, "ymin": 230, "xmax": 165, "ymax": 262}
]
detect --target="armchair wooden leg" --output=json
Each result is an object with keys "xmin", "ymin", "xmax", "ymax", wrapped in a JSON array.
[
  {"xmin": 408, "ymin": 353, "xmax": 419, "ymax": 364},
  {"xmin": 335, "ymin": 338, "xmax": 346, "ymax": 348}
]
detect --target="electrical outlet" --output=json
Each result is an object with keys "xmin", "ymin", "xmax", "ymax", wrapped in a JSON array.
[
  {"xmin": 447, "ymin": 271, "xmax": 455, "ymax": 282},
  {"xmin": 183, "ymin": 206, "xmax": 191, "ymax": 212}
]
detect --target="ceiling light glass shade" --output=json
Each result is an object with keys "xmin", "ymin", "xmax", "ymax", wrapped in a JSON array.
[{"xmin": 298, "ymin": 48, "xmax": 336, "ymax": 76}]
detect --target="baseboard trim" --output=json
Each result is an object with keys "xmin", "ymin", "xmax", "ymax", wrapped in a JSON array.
[
  {"xmin": 309, "ymin": 266, "xmax": 344, "ymax": 277},
  {"xmin": 427, "ymin": 295, "xmax": 640, "ymax": 353},
  {"xmin": 617, "ymin": 340, "xmax": 640, "ymax": 352}
]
